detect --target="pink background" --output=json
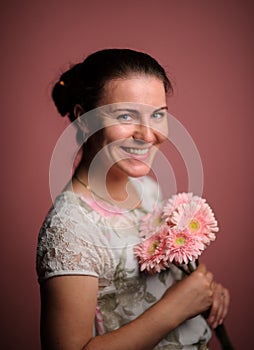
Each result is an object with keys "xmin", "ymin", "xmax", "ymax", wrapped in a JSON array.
[{"xmin": 2, "ymin": 1, "xmax": 253, "ymax": 348}]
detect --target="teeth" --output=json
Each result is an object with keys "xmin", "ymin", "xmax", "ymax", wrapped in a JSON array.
[{"xmin": 124, "ymin": 147, "xmax": 149, "ymax": 155}]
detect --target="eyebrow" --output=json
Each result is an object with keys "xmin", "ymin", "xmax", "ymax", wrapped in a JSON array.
[
  {"xmin": 153, "ymin": 106, "xmax": 168, "ymax": 113},
  {"xmin": 111, "ymin": 106, "xmax": 168, "ymax": 113}
]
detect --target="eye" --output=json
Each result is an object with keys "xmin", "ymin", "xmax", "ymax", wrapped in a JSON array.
[
  {"xmin": 117, "ymin": 114, "xmax": 133, "ymax": 122},
  {"xmin": 151, "ymin": 111, "xmax": 166, "ymax": 120}
]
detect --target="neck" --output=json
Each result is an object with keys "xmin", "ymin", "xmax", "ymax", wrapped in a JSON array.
[{"xmin": 74, "ymin": 163, "xmax": 141, "ymax": 209}]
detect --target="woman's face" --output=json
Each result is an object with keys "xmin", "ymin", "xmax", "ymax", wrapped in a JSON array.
[{"xmin": 87, "ymin": 75, "xmax": 168, "ymax": 178}]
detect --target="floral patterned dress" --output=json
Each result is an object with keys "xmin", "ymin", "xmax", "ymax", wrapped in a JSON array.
[{"xmin": 36, "ymin": 176, "xmax": 211, "ymax": 349}]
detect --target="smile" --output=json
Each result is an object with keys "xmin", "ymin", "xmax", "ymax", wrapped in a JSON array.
[{"xmin": 121, "ymin": 147, "xmax": 149, "ymax": 155}]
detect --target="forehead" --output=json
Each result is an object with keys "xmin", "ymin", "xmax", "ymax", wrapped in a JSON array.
[{"xmin": 99, "ymin": 75, "xmax": 167, "ymax": 107}]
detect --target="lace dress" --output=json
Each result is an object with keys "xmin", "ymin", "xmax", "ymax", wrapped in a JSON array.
[{"xmin": 36, "ymin": 176, "xmax": 211, "ymax": 349}]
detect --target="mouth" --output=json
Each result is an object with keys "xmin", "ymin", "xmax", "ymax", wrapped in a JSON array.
[{"xmin": 121, "ymin": 147, "xmax": 150, "ymax": 156}]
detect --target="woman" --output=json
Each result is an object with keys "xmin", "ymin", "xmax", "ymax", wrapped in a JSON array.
[{"xmin": 37, "ymin": 49, "xmax": 230, "ymax": 350}]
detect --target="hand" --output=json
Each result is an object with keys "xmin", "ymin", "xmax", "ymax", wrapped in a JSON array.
[
  {"xmin": 163, "ymin": 264, "xmax": 214, "ymax": 321},
  {"xmin": 207, "ymin": 282, "xmax": 230, "ymax": 329},
  {"xmin": 183, "ymin": 263, "xmax": 214, "ymax": 318}
]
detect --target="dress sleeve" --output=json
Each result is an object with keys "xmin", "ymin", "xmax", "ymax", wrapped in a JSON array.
[{"xmin": 36, "ymin": 193, "xmax": 114, "ymax": 284}]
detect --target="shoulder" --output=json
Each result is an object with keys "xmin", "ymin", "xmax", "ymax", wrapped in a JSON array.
[
  {"xmin": 42, "ymin": 191, "xmax": 101, "ymax": 229},
  {"xmin": 36, "ymin": 191, "xmax": 114, "ymax": 283},
  {"xmin": 38, "ymin": 191, "xmax": 112, "ymax": 246}
]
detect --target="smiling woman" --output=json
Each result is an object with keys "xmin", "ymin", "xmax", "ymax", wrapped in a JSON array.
[{"xmin": 36, "ymin": 49, "xmax": 230, "ymax": 350}]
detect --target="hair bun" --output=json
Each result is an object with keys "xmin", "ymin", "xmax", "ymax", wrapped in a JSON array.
[
  {"xmin": 52, "ymin": 63, "xmax": 83, "ymax": 119},
  {"xmin": 52, "ymin": 78, "xmax": 71, "ymax": 117}
]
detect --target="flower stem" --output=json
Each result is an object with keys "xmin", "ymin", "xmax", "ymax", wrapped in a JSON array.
[
  {"xmin": 187, "ymin": 261, "xmax": 195, "ymax": 273},
  {"xmin": 175, "ymin": 264, "xmax": 191, "ymax": 276},
  {"xmin": 215, "ymin": 323, "xmax": 235, "ymax": 349}
]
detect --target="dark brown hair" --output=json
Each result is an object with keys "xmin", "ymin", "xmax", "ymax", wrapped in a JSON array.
[{"xmin": 52, "ymin": 48, "xmax": 173, "ymax": 122}]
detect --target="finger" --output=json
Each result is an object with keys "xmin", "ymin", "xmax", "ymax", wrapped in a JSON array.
[
  {"xmin": 207, "ymin": 283, "xmax": 220, "ymax": 326},
  {"xmin": 207, "ymin": 298, "xmax": 220, "ymax": 328},
  {"xmin": 206, "ymin": 271, "xmax": 214, "ymax": 285},
  {"xmin": 195, "ymin": 264, "xmax": 214, "ymax": 285},
  {"xmin": 195, "ymin": 263, "xmax": 207, "ymax": 274},
  {"xmin": 208, "ymin": 284, "xmax": 227, "ymax": 329},
  {"xmin": 219, "ymin": 288, "xmax": 230, "ymax": 322}
]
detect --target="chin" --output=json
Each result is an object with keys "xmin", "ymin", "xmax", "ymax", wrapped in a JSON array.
[{"xmin": 117, "ymin": 161, "xmax": 152, "ymax": 178}]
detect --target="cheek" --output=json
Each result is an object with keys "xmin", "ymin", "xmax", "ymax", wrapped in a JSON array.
[
  {"xmin": 158, "ymin": 133, "xmax": 167, "ymax": 144},
  {"xmin": 153, "ymin": 120, "xmax": 169, "ymax": 142},
  {"xmin": 103, "ymin": 125, "xmax": 133, "ymax": 142}
]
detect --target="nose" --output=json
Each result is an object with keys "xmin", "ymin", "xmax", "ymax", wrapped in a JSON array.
[{"xmin": 133, "ymin": 123, "xmax": 156, "ymax": 143}]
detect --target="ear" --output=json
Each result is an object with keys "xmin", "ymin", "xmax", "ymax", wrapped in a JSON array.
[
  {"xmin": 74, "ymin": 104, "xmax": 90, "ymax": 134},
  {"xmin": 74, "ymin": 104, "xmax": 85, "ymax": 119}
]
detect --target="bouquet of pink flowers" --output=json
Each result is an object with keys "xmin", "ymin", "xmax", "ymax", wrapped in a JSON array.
[
  {"xmin": 134, "ymin": 192, "xmax": 234, "ymax": 350},
  {"xmin": 134, "ymin": 192, "xmax": 218, "ymax": 273}
]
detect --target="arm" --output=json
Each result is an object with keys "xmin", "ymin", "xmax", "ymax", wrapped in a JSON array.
[
  {"xmin": 40, "ymin": 264, "xmax": 214, "ymax": 350},
  {"xmin": 40, "ymin": 275, "xmax": 98, "ymax": 350}
]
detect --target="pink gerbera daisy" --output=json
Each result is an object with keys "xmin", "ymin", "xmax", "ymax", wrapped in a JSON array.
[
  {"xmin": 139, "ymin": 205, "xmax": 164, "ymax": 239},
  {"xmin": 165, "ymin": 228, "xmax": 204, "ymax": 265},
  {"xmin": 171, "ymin": 199, "xmax": 219, "ymax": 245},
  {"xmin": 162, "ymin": 193, "xmax": 203, "ymax": 222},
  {"xmin": 134, "ymin": 228, "xmax": 170, "ymax": 273}
]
